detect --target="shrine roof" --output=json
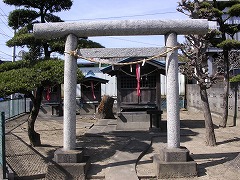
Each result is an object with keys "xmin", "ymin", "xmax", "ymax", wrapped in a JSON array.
[
  {"xmin": 101, "ymin": 57, "xmax": 166, "ymax": 76},
  {"xmin": 81, "ymin": 70, "xmax": 109, "ymax": 84}
]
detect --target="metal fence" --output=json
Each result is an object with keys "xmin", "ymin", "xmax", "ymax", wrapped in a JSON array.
[
  {"xmin": 0, "ymin": 112, "xmax": 6, "ymax": 179},
  {"xmin": 161, "ymin": 96, "xmax": 186, "ymax": 110},
  {"xmin": 0, "ymin": 98, "xmax": 31, "ymax": 120}
]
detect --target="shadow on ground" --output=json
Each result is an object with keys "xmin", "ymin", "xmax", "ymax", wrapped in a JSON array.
[{"xmin": 192, "ymin": 152, "xmax": 240, "ymax": 177}]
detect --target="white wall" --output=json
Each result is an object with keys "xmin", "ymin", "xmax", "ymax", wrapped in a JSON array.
[{"xmin": 160, "ymin": 73, "xmax": 185, "ymax": 96}]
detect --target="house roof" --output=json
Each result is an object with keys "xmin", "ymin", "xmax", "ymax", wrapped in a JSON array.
[
  {"xmin": 101, "ymin": 57, "xmax": 166, "ymax": 76},
  {"xmin": 81, "ymin": 70, "xmax": 109, "ymax": 84}
]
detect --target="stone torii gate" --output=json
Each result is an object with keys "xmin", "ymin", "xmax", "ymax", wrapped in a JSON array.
[{"xmin": 33, "ymin": 19, "xmax": 208, "ymax": 178}]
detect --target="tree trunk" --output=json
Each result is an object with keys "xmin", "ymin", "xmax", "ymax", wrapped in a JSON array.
[
  {"xmin": 220, "ymin": 50, "xmax": 229, "ymax": 128},
  {"xmin": 232, "ymin": 83, "xmax": 237, "ymax": 127},
  {"xmin": 97, "ymin": 95, "xmax": 115, "ymax": 119},
  {"xmin": 28, "ymin": 86, "xmax": 44, "ymax": 146},
  {"xmin": 43, "ymin": 43, "xmax": 51, "ymax": 59},
  {"xmin": 200, "ymin": 87, "xmax": 216, "ymax": 146}
]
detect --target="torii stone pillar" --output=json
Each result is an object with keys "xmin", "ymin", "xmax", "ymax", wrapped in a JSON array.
[
  {"xmin": 165, "ymin": 32, "xmax": 180, "ymax": 148},
  {"xmin": 33, "ymin": 20, "xmax": 208, "ymax": 171},
  {"xmin": 63, "ymin": 34, "xmax": 78, "ymax": 150}
]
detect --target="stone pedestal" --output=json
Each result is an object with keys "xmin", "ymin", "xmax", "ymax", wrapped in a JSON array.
[
  {"xmin": 117, "ymin": 112, "xmax": 150, "ymax": 130},
  {"xmin": 45, "ymin": 148, "xmax": 90, "ymax": 180},
  {"xmin": 153, "ymin": 147, "xmax": 197, "ymax": 179},
  {"xmin": 54, "ymin": 148, "xmax": 84, "ymax": 163},
  {"xmin": 46, "ymin": 161, "xmax": 90, "ymax": 180}
]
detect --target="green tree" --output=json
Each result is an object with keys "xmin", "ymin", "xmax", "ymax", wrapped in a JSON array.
[
  {"xmin": 178, "ymin": 0, "xmax": 240, "ymax": 128},
  {"xmin": 178, "ymin": 0, "xmax": 218, "ymax": 146},
  {"xmin": 2, "ymin": 0, "xmax": 103, "ymax": 146},
  {"xmin": 3, "ymin": 0, "xmax": 103, "ymax": 58},
  {"xmin": 0, "ymin": 59, "xmax": 84, "ymax": 146},
  {"xmin": 210, "ymin": 0, "xmax": 240, "ymax": 127}
]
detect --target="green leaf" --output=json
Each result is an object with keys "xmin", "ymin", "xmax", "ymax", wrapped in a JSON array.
[
  {"xmin": 0, "ymin": 58, "xmax": 84, "ymax": 97},
  {"xmin": 6, "ymin": 33, "xmax": 35, "ymax": 47},
  {"xmin": 8, "ymin": 9, "xmax": 39, "ymax": 29},
  {"xmin": 217, "ymin": 39, "xmax": 240, "ymax": 50},
  {"xmin": 3, "ymin": 0, "xmax": 103, "ymax": 60},
  {"xmin": 230, "ymin": 74, "xmax": 240, "ymax": 82},
  {"xmin": 228, "ymin": 4, "xmax": 240, "ymax": 17},
  {"xmin": 45, "ymin": 13, "xmax": 63, "ymax": 22}
]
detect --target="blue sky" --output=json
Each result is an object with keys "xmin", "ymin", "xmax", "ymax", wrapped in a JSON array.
[{"xmin": 0, "ymin": 0, "xmax": 188, "ymax": 61}]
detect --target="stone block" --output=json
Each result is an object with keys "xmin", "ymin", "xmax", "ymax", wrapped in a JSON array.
[
  {"xmin": 54, "ymin": 148, "xmax": 84, "ymax": 163},
  {"xmin": 153, "ymin": 154, "xmax": 197, "ymax": 179},
  {"xmin": 160, "ymin": 147, "xmax": 190, "ymax": 162},
  {"xmin": 116, "ymin": 112, "xmax": 150, "ymax": 130},
  {"xmin": 79, "ymin": 103, "xmax": 97, "ymax": 115},
  {"xmin": 46, "ymin": 159, "xmax": 90, "ymax": 180}
]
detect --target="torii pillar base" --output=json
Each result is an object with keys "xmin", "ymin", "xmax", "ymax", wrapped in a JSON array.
[
  {"xmin": 153, "ymin": 147, "xmax": 197, "ymax": 179},
  {"xmin": 45, "ymin": 148, "xmax": 90, "ymax": 180}
]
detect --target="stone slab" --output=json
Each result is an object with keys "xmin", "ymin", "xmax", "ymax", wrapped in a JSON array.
[
  {"xmin": 54, "ymin": 148, "xmax": 84, "ymax": 163},
  {"xmin": 159, "ymin": 147, "xmax": 190, "ymax": 162},
  {"xmin": 105, "ymin": 139, "xmax": 151, "ymax": 180},
  {"xmin": 117, "ymin": 122, "xmax": 150, "ymax": 130},
  {"xmin": 108, "ymin": 120, "xmax": 117, "ymax": 125},
  {"xmin": 79, "ymin": 103, "xmax": 97, "ymax": 115},
  {"xmin": 117, "ymin": 112, "xmax": 150, "ymax": 130},
  {"xmin": 85, "ymin": 125, "xmax": 106, "ymax": 136},
  {"xmin": 153, "ymin": 154, "xmax": 197, "ymax": 179},
  {"xmin": 45, "ymin": 160, "xmax": 90, "ymax": 180},
  {"xmin": 95, "ymin": 119, "xmax": 110, "ymax": 126},
  {"xmin": 105, "ymin": 164, "xmax": 138, "ymax": 180}
]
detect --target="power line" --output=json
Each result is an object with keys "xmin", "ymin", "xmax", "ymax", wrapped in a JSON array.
[
  {"xmin": 0, "ymin": 16, "xmax": 12, "ymax": 33},
  {"xmin": 0, "ymin": 27, "xmax": 12, "ymax": 38},
  {"xmin": 0, "ymin": 54, "xmax": 12, "ymax": 59},
  {"xmin": 64, "ymin": 11, "xmax": 177, "ymax": 21},
  {"xmin": 0, "ymin": 7, "xmax": 9, "ymax": 21},
  {"xmin": 0, "ymin": 56, "xmax": 12, "ymax": 61},
  {"xmin": 0, "ymin": 32, "xmax": 11, "ymax": 38},
  {"xmin": 61, "ymin": 11, "xmax": 179, "ymax": 47},
  {"xmin": 0, "ymin": 7, "xmax": 13, "ymax": 33},
  {"xmin": 0, "ymin": 50, "xmax": 12, "ymax": 57}
]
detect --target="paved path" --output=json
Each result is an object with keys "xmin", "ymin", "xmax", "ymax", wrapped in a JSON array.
[
  {"xmin": 4, "ymin": 115, "xmax": 49, "ymax": 179},
  {"xmin": 105, "ymin": 139, "xmax": 150, "ymax": 180},
  {"xmin": 5, "ymin": 133, "xmax": 49, "ymax": 179},
  {"xmin": 86, "ymin": 119, "xmax": 153, "ymax": 180}
]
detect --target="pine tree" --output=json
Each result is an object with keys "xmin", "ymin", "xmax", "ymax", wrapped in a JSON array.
[
  {"xmin": 178, "ymin": 0, "xmax": 218, "ymax": 146},
  {"xmin": 2, "ymin": 0, "xmax": 103, "ymax": 146},
  {"xmin": 178, "ymin": 0, "xmax": 240, "ymax": 128}
]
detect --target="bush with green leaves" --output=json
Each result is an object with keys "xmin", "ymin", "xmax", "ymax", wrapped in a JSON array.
[{"xmin": 0, "ymin": 59, "xmax": 83, "ymax": 97}]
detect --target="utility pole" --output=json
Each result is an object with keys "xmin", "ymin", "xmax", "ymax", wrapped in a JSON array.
[
  {"xmin": 12, "ymin": 29, "xmax": 16, "ymax": 62},
  {"xmin": 10, "ymin": 29, "xmax": 16, "ymax": 118}
]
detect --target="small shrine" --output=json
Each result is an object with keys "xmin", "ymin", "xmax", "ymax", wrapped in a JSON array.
[
  {"xmin": 102, "ymin": 57, "xmax": 165, "ymax": 130},
  {"xmin": 79, "ymin": 70, "xmax": 109, "ymax": 115},
  {"xmin": 41, "ymin": 84, "xmax": 63, "ymax": 116}
]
